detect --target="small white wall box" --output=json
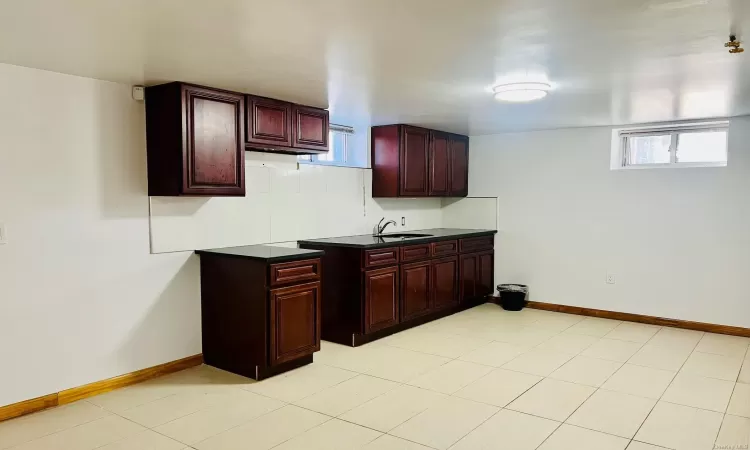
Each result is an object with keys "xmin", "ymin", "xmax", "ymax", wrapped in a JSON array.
[{"xmin": 132, "ymin": 86, "xmax": 145, "ymax": 101}]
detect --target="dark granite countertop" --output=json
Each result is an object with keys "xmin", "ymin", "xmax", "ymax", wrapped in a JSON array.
[
  {"xmin": 297, "ymin": 228, "xmax": 496, "ymax": 249},
  {"xmin": 196, "ymin": 245, "xmax": 324, "ymax": 263}
]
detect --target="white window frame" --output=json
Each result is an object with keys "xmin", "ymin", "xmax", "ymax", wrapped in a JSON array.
[
  {"xmin": 611, "ymin": 120, "xmax": 729, "ymax": 170},
  {"xmin": 298, "ymin": 124, "xmax": 364, "ymax": 168}
]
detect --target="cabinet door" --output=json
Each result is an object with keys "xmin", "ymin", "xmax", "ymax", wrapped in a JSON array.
[
  {"xmin": 459, "ymin": 253, "xmax": 478, "ymax": 303},
  {"xmin": 432, "ymin": 256, "xmax": 458, "ymax": 310},
  {"xmin": 246, "ymin": 95, "xmax": 292, "ymax": 147},
  {"xmin": 292, "ymin": 105, "xmax": 329, "ymax": 152},
  {"xmin": 401, "ymin": 261, "xmax": 432, "ymax": 321},
  {"xmin": 449, "ymin": 135, "xmax": 469, "ymax": 197},
  {"xmin": 400, "ymin": 126, "xmax": 430, "ymax": 197},
  {"xmin": 429, "ymin": 131, "xmax": 450, "ymax": 196},
  {"xmin": 183, "ymin": 85, "xmax": 245, "ymax": 196},
  {"xmin": 477, "ymin": 251, "xmax": 495, "ymax": 297},
  {"xmin": 364, "ymin": 266, "xmax": 400, "ymax": 333},
  {"xmin": 269, "ymin": 282, "xmax": 321, "ymax": 366}
]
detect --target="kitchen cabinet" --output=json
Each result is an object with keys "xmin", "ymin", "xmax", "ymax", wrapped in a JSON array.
[
  {"xmin": 429, "ymin": 131, "xmax": 451, "ymax": 196},
  {"xmin": 270, "ymin": 282, "xmax": 321, "ymax": 365},
  {"xmin": 400, "ymin": 126, "xmax": 430, "ymax": 196},
  {"xmin": 401, "ymin": 261, "xmax": 432, "ymax": 321},
  {"xmin": 364, "ymin": 266, "xmax": 400, "ymax": 333},
  {"xmin": 146, "ymin": 82, "xmax": 331, "ymax": 197},
  {"xmin": 292, "ymin": 105, "xmax": 329, "ymax": 151},
  {"xmin": 372, "ymin": 124, "xmax": 469, "ymax": 198},
  {"xmin": 432, "ymin": 256, "xmax": 458, "ymax": 310},
  {"xmin": 449, "ymin": 135, "xmax": 469, "ymax": 196},
  {"xmin": 246, "ymin": 95, "xmax": 292, "ymax": 148},
  {"xmin": 146, "ymin": 82, "xmax": 245, "ymax": 196},
  {"xmin": 197, "ymin": 245, "xmax": 323, "ymax": 380},
  {"xmin": 460, "ymin": 250, "xmax": 494, "ymax": 303},
  {"xmin": 299, "ymin": 230, "xmax": 495, "ymax": 346},
  {"xmin": 244, "ymin": 97, "xmax": 329, "ymax": 154}
]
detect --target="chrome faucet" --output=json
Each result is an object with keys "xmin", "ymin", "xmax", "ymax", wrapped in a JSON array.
[{"xmin": 373, "ymin": 217, "xmax": 397, "ymax": 236}]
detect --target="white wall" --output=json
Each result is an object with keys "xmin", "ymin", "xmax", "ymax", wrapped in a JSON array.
[
  {"xmin": 0, "ymin": 64, "xmax": 201, "ymax": 407},
  {"xmin": 470, "ymin": 117, "xmax": 750, "ymax": 328},
  {"xmin": 149, "ymin": 155, "xmax": 444, "ymax": 253},
  {"xmin": 0, "ymin": 63, "xmax": 447, "ymax": 408}
]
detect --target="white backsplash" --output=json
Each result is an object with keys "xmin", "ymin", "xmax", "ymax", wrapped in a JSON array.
[{"xmin": 149, "ymin": 153, "xmax": 444, "ymax": 253}]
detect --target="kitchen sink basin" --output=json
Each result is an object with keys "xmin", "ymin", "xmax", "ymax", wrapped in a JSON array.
[{"xmin": 376, "ymin": 233, "xmax": 433, "ymax": 239}]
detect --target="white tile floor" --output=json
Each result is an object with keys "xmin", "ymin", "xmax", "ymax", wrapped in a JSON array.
[{"xmin": 2, "ymin": 304, "xmax": 750, "ymax": 450}]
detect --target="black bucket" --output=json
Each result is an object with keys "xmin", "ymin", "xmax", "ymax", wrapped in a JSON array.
[{"xmin": 497, "ymin": 284, "xmax": 529, "ymax": 311}]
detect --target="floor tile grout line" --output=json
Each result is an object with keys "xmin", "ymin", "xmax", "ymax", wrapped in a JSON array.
[
  {"xmin": 627, "ymin": 332, "xmax": 706, "ymax": 448},
  {"xmin": 0, "ymin": 402, "xmax": 113, "ymax": 449}
]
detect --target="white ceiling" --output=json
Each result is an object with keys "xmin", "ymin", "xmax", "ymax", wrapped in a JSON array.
[{"xmin": 0, "ymin": 0, "xmax": 748, "ymax": 135}]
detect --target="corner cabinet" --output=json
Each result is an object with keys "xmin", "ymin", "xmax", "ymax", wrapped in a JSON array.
[
  {"xmin": 146, "ymin": 82, "xmax": 246, "ymax": 196},
  {"xmin": 372, "ymin": 124, "xmax": 469, "ymax": 198}
]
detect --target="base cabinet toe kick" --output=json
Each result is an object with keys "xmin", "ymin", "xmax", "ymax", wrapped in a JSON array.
[{"xmin": 299, "ymin": 230, "xmax": 496, "ymax": 346}]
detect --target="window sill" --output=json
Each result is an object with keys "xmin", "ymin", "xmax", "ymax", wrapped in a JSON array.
[
  {"xmin": 297, "ymin": 159, "xmax": 367, "ymax": 169},
  {"xmin": 612, "ymin": 162, "xmax": 727, "ymax": 171}
]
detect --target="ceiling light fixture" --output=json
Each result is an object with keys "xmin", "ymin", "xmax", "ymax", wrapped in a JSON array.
[{"xmin": 493, "ymin": 82, "xmax": 551, "ymax": 103}]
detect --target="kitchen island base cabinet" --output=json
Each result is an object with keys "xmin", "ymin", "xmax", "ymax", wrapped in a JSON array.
[
  {"xmin": 299, "ymin": 230, "xmax": 495, "ymax": 346},
  {"xmin": 197, "ymin": 246, "xmax": 323, "ymax": 380}
]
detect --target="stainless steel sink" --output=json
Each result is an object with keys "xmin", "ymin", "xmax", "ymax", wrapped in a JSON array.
[{"xmin": 376, "ymin": 233, "xmax": 433, "ymax": 239}]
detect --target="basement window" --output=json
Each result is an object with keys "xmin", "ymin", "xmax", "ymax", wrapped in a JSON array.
[
  {"xmin": 613, "ymin": 121, "xmax": 729, "ymax": 169},
  {"xmin": 298, "ymin": 124, "xmax": 366, "ymax": 168}
]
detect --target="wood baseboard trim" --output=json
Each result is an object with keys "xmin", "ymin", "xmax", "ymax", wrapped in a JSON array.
[
  {"xmin": 0, "ymin": 354, "xmax": 203, "ymax": 423},
  {"xmin": 522, "ymin": 300, "xmax": 750, "ymax": 338},
  {"xmin": 0, "ymin": 394, "xmax": 59, "ymax": 423}
]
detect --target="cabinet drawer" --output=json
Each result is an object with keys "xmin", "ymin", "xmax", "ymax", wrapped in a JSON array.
[
  {"xmin": 270, "ymin": 258, "xmax": 321, "ymax": 286},
  {"xmin": 460, "ymin": 236, "xmax": 494, "ymax": 253},
  {"xmin": 431, "ymin": 240, "xmax": 457, "ymax": 257},
  {"xmin": 364, "ymin": 247, "xmax": 400, "ymax": 268},
  {"xmin": 401, "ymin": 244, "xmax": 431, "ymax": 263}
]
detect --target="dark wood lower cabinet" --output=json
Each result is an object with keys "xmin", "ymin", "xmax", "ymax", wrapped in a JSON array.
[
  {"xmin": 401, "ymin": 261, "xmax": 432, "ymax": 321},
  {"xmin": 300, "ymin": 233, "xmax": 495, "ymax": 346},
  {"xmin": 364, "ymin": 266, "xmax": 399, "ymax": 333},
  {"xmin": 198, "ymin": 249, "xmax": 322, "ymax": 379},
  {"xmin": 460, "ymin": 250, "xmax": 495, "ymax": 303},
  {"xmin": 432, "ymin": 256, "xmax": 458, "ymax": 310},
  {"xmin": 269, "ymin": 282, "xmax": 321, "ymax": 366}
]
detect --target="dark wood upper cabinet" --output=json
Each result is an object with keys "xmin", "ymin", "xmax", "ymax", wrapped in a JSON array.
[
  {"xmin": 400, "ymin": 261, "xmax": 432, "ymax": 321},
  {"xmin": 364, "ymin": 266, "xmax": 400, "ymax": 333},
  {"xmin": 432, "ymin": 256, "xmax": 458, "ymax": 310},
  {"xmin": 146, "ymin": 82, "xmax": 245, "ymax": 197},
  {"xmin": 400, "ymin": 126, "xmax": 430, "ymax": 197},
  {"xmin": 269, "ymin": 282, "xmax": 321, "ymax": 366},
  {"xmin": 429, "ymin": 131, "xmax": 450, "ymax": 196},
  {"xmin": 293, "ymin": 105, "xmax": 329, "ymax": 152},
  {"xmin": 371, "ymin": 124, "xmax": 469, "ymax": 198},
  {"xmin": 146, "ymin": 82, "xmax": 330, "ymax": 197},
  {"xmin": 449, "ymin": 135, "xmax": 469, "ymax": 197},
  {"xmin": 246, "ymin": 95, "xmax": 292, "ymax": 148}
]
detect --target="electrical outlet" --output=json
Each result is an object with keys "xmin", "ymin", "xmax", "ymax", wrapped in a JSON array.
[
  {"xmin": 0, "ymin": 222, "xmax": 6, "ymax": 245},
  {"xmin": 606, "ymin": 274, "xmax": 615, "ymax": 284},
  {"xmin": 401, "ymin": 217, "xmax": 406, "ymax": 226}
]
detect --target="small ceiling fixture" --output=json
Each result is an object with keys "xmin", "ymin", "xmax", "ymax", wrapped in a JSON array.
[
  {"xmin": 493, "ymin": 82, "xmax": 551, "ymax": 103},
  {"xmin": 725, "ymin": 35, "xmax": 744, "ymax": 54}
]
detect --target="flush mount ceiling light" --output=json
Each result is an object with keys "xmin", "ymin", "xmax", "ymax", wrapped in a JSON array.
[{"xmin": 493, "ymin": 82, "xmax": 551, "ymax": 103}]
